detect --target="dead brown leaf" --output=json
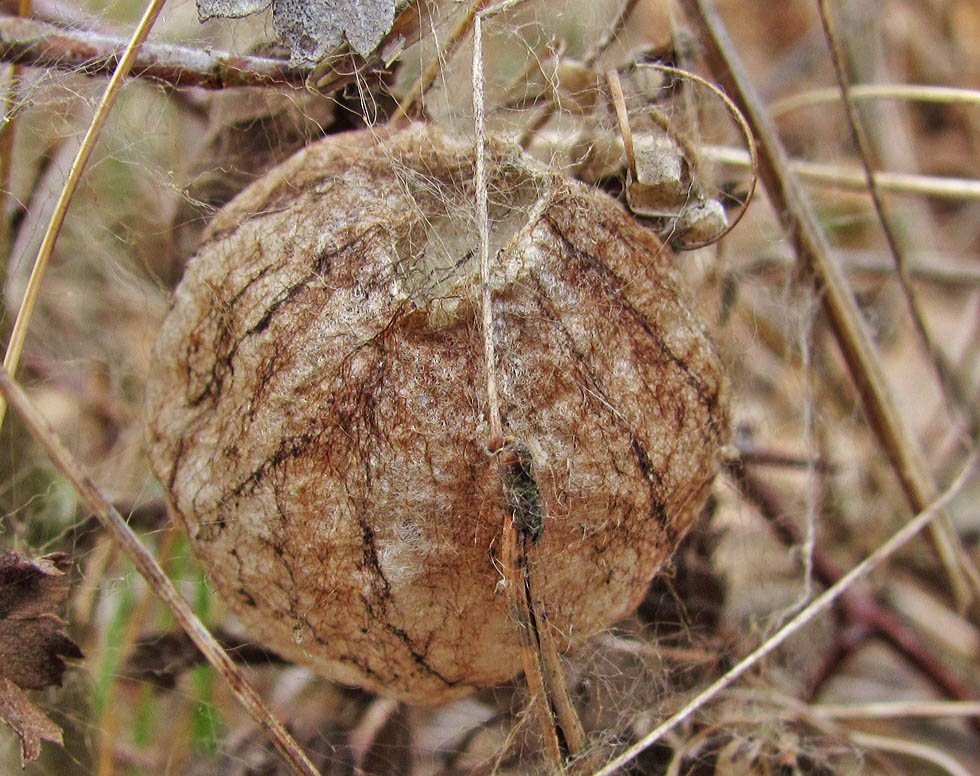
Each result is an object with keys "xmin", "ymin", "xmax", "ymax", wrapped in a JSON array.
[
  {"xmin": 0, "ymin": 677, "xmax": 64, "ymax": 763},
  {"xmin": 0, "ymin": 551, "xmax": 82, "ymax": 764}
]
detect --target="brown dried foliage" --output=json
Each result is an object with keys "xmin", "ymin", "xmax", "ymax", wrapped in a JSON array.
[{"xmin": 0, "ymin": 551, "xmax": 81, "ymax": 764}]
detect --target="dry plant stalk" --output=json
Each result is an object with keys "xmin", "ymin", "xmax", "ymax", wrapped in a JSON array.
[
  {"xmin": 147, "ymin": 123, "xmax": 729, "ymax": 705},
  {"xmin": 816, "ymin": 0, "xmax": 978, "ymax": 442},
  {"xmin": 0, "ymin": 15, "xmax": 313, "ymax": 88},
  {"xmin": 0, "ymin": 0, "xmax": 168, "ymax": 433},
  {"xmin": 678, "ymin": 0, "xmax": 980, "ymax": 607},
  {"xmin": 0, "ymin": 365, "xmax": 321, "ymax": 776}
]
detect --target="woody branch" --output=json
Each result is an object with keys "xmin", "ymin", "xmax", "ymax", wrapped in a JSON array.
[{"xmin": 0, "ymin": 14, "xmax": 313, "ymax": 89}]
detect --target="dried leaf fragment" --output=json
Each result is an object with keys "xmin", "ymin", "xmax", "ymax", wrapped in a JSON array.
[
  {"xmin": 0, "ymin": 552, "xmax": 82, "ymax": 763},
  {"xmin": 197, "ymin": 0, "xmax": 396, "ymax": 63},
  {"xmin": 0, "ymin": 677, "xmax": 64, "ymax": 764}
]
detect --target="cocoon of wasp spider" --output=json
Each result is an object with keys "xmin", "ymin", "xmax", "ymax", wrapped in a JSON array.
[{"xmin": 146, "ymin": 124, "xmax": 729, "ymax": 704}]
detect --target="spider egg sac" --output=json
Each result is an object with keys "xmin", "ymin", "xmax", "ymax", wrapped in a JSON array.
[{"xmin": 146, "ymin": 125, "xmax": 729, "ymax": 704}]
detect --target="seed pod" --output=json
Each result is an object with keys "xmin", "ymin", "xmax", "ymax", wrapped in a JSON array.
[{"xmin": 147, "ymin": 124, "xmax": 729, "ymax": 704}]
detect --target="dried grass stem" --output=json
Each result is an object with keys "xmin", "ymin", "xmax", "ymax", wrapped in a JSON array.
[
  {"xmin": 0, "ymin": 364, "xmax": 323, "ymax": 776},
  {"xmin": 816, "ymin": 0, "xmax": 979, "ymax": 446},
  {"xmin": 0, "ymin": 0, "xmax": 168, "ymax": 433},
  {"xmin": 677, "ymin": 0, "xmax": 980, "ymax": 609}
]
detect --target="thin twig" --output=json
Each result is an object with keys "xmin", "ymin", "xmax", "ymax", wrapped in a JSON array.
[
  {"xmin": 499, "ymin": 512, "xmax": 563, "ymax": 770},
  {"xmin": 479, "ymin": 0, "xmax": 532, "ymax": 18},
  {"xmin": 847, "ymin": 732, "xmax": 973, "ymax": 776},
  {"xmin": 497, "ymin": 445, "xmax": 590, "ymax": 770},
  {"xmin": 591, "ymin": 453, "xmax": 977, "ymax": 776},
  {"xmin": 606, "ymin": 68, "xmax": 635, "ymax": 176},
  {"xmin": 0, "ymin": 15, "xmax": 315, "ymax": 88},
  {"xmin": 584, "ymin": 0, "xmax": 641, "ymax": 67},
  {"xmin": 514, "ymin": 39, "xmax": 564, "ymax": 149},
  {"xmin": 770, "ymin": 82, "xmax": 980, "ymax": 118},
  {"xmin": 797, "ymin": 290, "xmax": 818, "ymax": 608},
  {"xmin": 0, "ymin": 364, "xmax": 322, "ymax": 776},
  {"xmin": 517, "ymin": 0, "xmax": 639, "ymax": 149},
  {"xmin": 391, "ymin": 0, "xmax": 496, "ymax": 126},
  {"xmin": 699, "ymin": 144, "xmax": 980, "ymax": 200},
  {"xmin": 0, "ymin": 0, "xmax": 171, "ymax": 433},
  {"xmin": 500, "ymin": 36, "xmax": 561, "ymax": 109},
  {"xmin": 816, "ymin": 0, "xmax": 979, "ymax": 445},
  {"xmin": 736, "ymin": 444, "xmax": 836, "ymax": 473},
  {"xmin": 473, "ymin": 10, "xmax": 587, "ymax": 766},
  {"xmin": 534, "ymin": 613, "xmax": 586, "ymax": 757},
  {"xmin": 737, "ymin": 249, "xmax": 980, "ymax": 290},
  {"xmin": 473, "ymin": 13, "xmax": 551, "ymax": 764},
  {"xmin": 677, "ymin": 0, "xmax": 980, "ymax": 609},
  {"xmin": 472, "ymin": 10, "xmax": 502, "ymax": 449},
  {"xmin": 810, "ymin": 700, "xmax": 980, "ymax": 719}
]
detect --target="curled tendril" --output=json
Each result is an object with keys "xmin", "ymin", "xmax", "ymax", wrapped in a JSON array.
[{"xmin": 607, "ymin": 63, "xmax": 758, "ymax": 251}]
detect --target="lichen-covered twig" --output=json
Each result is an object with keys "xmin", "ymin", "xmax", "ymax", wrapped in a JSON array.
[{"xmin": 0, "ymin": 15, "xmax": 313, "ymax": 88}]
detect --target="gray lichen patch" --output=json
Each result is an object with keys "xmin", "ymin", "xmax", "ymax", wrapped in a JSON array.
[
  {"xmin": 198, "ymin": 0, "xmax": 396, "ymax": 63},
  {"xmin": 146, "ymin": 124, "xmax": 729, "ymax": 704}
]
